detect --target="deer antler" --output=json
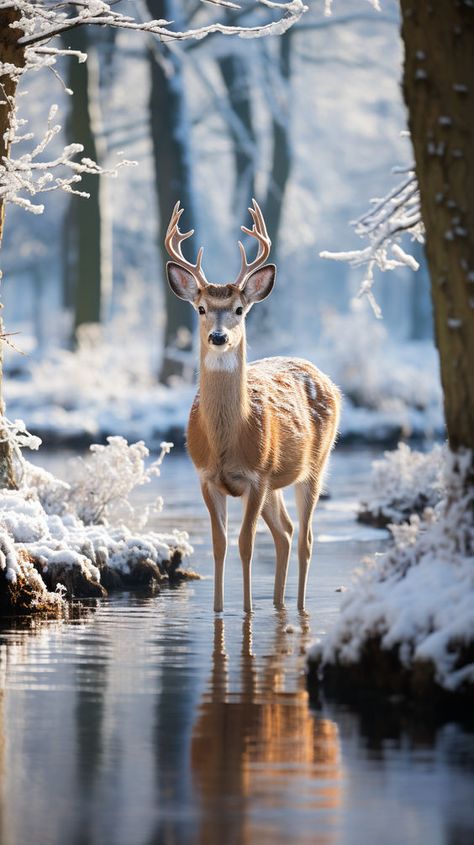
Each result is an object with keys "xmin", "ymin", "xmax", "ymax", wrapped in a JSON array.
[
  {"xmin": 234, "ymin": 199, "xmax": 272, "ymax": 290},
  {"xmin": 165, "ymin": 201, "xmax": 209, "ymax": 290}
]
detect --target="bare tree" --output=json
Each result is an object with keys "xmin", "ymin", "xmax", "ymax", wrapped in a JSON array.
[{"xmin": 400, "ymin": 0, "xmax": 474, "ymax": 460}]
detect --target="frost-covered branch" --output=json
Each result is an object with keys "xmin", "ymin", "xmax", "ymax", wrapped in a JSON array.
[
  {"xmin": 9, "ymin": 0, "xmax": 307, "ymax": 51},
  {"xmin": 0, "ymin": 0, "xmax": 307, "ymax": 239},
  {"xmin": 1, "ymin": 103, "xmax": 135, "ymax": 213},
  {"xmin": 320, "ymin": 165, "xmax": 424, "ymax": 318}
]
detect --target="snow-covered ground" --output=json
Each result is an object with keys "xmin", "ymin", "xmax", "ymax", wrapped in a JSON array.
[
  {"xmin": 3, "ymin": 298, "xmax": 444, "ymax": 447},
  {"xmin": 309, "ymin": 444, "xmax": 474, "ymax": 696},
  {"xmin": 0, "ymin": 435, "xmax": 194, "ymax": 612}
]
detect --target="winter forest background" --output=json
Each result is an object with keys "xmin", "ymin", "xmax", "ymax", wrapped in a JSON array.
[{"xmin": 2, "ymin": 0, "xmax": 442, "ymax": 447}]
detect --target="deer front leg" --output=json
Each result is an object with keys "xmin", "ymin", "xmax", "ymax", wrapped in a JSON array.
[
  {"xmin": 239, "ymin": 484, "xmax": 267, "ymax": 614},
  {"xmin": 201, "ymin": 481, "xmax": 227, "ymax": 612},
  {"xmin": 261, "ymin": 490, "xmax": 294, "ymax": 609}
]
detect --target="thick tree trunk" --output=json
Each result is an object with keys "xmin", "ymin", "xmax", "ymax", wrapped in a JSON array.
[
  {"xmin": 63, "ymin": 27, "xmax": 110, "ymax": 338},
  {"xmin": 400, "ymin": 0, "xmax": 474, "ymax": 452},
  {"xmin": 146, "ymin": 0, "xmax": 195, "ymax": 384},
  {"xmin": 0, "ymin": 8, "xmax": 25, "ymax": 489}
]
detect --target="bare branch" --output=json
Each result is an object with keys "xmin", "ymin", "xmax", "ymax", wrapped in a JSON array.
[{"xmin": 320, "ymin": 162, "xmax": 424, "ymax": 317}]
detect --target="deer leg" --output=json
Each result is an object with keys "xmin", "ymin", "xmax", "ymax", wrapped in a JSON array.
[
  {"xmin": 261, "ymin": 490, "xmax": 294, "ymax": 609},
  {"xmin": 239, "ymin": 484, "xmax": 267, "ymax": 614},
  {"xmin": 295, "ymin": 479, "xmax": 321, "ymax": 611},
  {"xmin": 201, "ymin": 482, "xmax": 227, "ymax": 612}
]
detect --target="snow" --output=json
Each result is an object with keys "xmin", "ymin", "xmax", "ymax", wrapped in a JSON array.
[
  {"xmin": 3, "ymin": 296, "xmax": 443, "ymax": 447},
  {"xmin": 0, "ymin": 431, "xmax": 193, "ymax": 609},
  {"xmin": 309, "ymin": 446, "xmax": 474, "ymax": 693}
]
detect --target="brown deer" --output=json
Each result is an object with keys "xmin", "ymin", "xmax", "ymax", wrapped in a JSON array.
[{"xmin": 165, "ymin": 200, "xmax": 341, "ymax": 613}]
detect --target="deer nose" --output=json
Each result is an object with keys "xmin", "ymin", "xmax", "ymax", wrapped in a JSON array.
[{"xmin": 208, "ymin": 331, "xmax": 228, "ymax": 346}]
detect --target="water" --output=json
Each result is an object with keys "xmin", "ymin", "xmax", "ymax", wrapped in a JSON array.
[{"xmin": 0, "ymin": 448, "xmax": 473, "ymax": 845}]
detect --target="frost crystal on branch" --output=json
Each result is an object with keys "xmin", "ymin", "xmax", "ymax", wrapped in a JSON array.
[
  {"xmin": 320, "ymin": 165, "xmax": 424, "ymax": 317},
  {"xmin": 1, "ymin": 103, "xmax": 136, "ymax": 214},
  {"xmin": 7, "ymin": 0, "xmax": 307, "ymax": 49}
]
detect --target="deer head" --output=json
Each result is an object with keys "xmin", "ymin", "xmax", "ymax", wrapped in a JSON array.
[{"xmin": 165, "ymin": 200, "xmax": 276, "ymax": 359}]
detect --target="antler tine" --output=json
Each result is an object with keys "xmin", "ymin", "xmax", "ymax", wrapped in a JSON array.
[
  {"xmin": 234, "ymin": 198, "xmax": 272, "ymax": 290},
  {"xmin": 164, "ymin": 201, "xmax": 208, "ymax": 289}
]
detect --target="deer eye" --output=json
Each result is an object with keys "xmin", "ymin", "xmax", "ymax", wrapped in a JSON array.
[
  {"xmin": 198, "ymin": 306, "xmax": 206, "ymax": 315},
  {"xmin": 235, "ymin": 306, "xmax": 243, "ymax": 315}
]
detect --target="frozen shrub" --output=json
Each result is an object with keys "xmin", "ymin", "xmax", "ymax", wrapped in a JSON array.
[
  {"xmin": 0, "ymin": 419, "xmax": 194, "ymax": 611},
  {"xmin": 66, "ymin": 436, "xmax": 173, "ymax": 527},
  {"xmin": 359, "ymin": 442, "xmax": 446, "ymax": 526}
]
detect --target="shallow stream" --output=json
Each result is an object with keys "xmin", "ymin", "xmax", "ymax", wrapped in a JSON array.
[{"xmin": 0, "ymin": 448, "xmax": 473, "ymax": 845}]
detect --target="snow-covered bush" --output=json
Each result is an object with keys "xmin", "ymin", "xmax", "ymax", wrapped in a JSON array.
[
  {"xmin": 0, "ymin": 424, "xmax": 195, "ymax": 613},
  {"xmin": 358, "ymin": 442, "xmax": 446, "ymax": 526},
  {"xmin": 309, "ymin": 448, "xmax": 474, "ymax": 696},
  {"xmin": 63, "ymin": 436, "xmax": 172, "ymax": 527}
]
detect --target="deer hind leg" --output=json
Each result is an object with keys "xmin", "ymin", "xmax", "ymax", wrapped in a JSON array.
[
  {"xmin": 261, "ymin": 489, "xmax": 294, "ymax": 609},
  {"xmin": 295, "ymin": 478, "xmax": 321, "ymax": 611},
  {"xmin": 239, "ymin": 484, "xmax": 267, "ymax": 614},
  {"xmin": 201, "ymin": 481, "xmax": 227, "ymax": 613}
]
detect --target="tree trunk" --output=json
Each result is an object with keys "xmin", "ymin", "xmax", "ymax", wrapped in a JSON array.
[
  {"xmin": 410, "ymin": 242, "xmax": 433, "ymax": 340},
  {"xmin": 146, "ymin": 0, "xmax": 195, "ymax": 384},
  {"xmin": 63, "ymin": 27, "xmax": 111, "ymax": 338},
  {"xmin": 400, "ymin": 0, "xmax": 474, "ymax": 453},
  {"xmin": 261, "ymin": 33, "xmax": 292, "ymax": 258},
  {"xmin": 0, "ymin": 8, "xmax": 25, "ymax": 489},
  {"xmin": 218, "ymin": 53, "xmax": 256, "ymax": 223}
]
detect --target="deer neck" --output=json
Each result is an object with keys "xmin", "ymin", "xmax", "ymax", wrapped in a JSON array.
[{"xmin": 199, "ymin": 336, "xmax": 250, "ymax": 447}]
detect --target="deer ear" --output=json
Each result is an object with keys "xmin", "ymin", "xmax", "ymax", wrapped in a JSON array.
[
  {"xmin": 242, "ymin": 264, "xmax": 276, "ymax": 304},
  {"xmin": 167, "ymin": 262, "xmax": 201, "ymax": 302}
]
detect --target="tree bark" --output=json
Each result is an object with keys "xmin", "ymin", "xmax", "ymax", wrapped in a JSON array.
[
  {"xmin": 146, "ymin": 0, "xmax": 195, "ymax": 384},
  {"xmin": 0, "ymin": 7, "xmax": 25, "ymax": 488},
  {"xmin": 400, "ymin": 0, "xmax": 474, "ymax": 452}
]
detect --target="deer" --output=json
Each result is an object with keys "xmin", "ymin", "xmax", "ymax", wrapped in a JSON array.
[{"xmin": 165, "ymin": 199, "xmax": 341, "ymax": 614}]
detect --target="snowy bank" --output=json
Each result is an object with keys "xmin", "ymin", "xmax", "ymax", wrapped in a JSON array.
[
  {"xmin": 0, "ymin": 433, "xmax": 196, "ymax": 615},
  {"xmin": 308, "ymin": 446, "xmax": 474, "ymax": 704}
]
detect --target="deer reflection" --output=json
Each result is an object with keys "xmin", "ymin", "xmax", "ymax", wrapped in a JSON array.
[{"xmin": 191, "ymin": 615, "xmax": 342, "ymax": 845}]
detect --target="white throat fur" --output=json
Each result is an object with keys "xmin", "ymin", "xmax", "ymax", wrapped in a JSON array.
[{"xmin": 203, "ymin": 349, "xmax": 239, "ymax": 372}]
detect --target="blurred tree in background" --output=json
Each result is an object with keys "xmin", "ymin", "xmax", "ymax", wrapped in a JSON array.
[
  {"xmin": 63, "ymin": 26, "xmax": 112, "ymax": 339},
  {"xmin": 146, "ymin": 0, "xmax": 196, "ymax": 384}
]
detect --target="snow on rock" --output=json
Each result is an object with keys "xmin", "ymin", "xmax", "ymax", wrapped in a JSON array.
[
  {"xmin": 358, "ymin": 442, "xmax": 446, "ymax": 526},
  {"xmin": 0, "ymin": 435, "xmax": 195, "ymax": 614},
  {"xmin": 309, "ymin": 447, "xmax": 474, "ymax": 696}
]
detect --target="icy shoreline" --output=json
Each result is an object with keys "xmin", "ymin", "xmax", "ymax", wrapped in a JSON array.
[
  {"xmin": 0, "ymin": 436, "xmax": 197, "ymax": 615},
  {"xmin": 308, "ymin": 445, "xmax": 474, "ymax": 704}
]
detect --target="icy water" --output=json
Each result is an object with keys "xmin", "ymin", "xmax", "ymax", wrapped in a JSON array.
[{"xmin": 1, "ymin": 448, "xmax": 473, "ymax": 845}]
